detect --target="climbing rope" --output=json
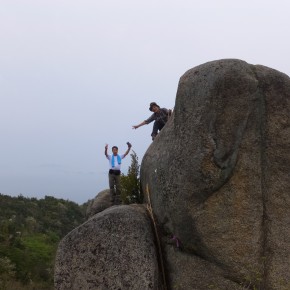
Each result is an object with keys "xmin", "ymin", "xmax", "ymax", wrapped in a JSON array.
[{"xmin": 146, "ymin": 184, "xmax": 168, "ymax": 290}]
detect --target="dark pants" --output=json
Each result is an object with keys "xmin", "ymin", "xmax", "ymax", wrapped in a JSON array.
[
  {"xmin": 108, "ymin": 172, "xmax": 121, "ymax": 204},
  {"xmin": 151, "ymin": 121, "xmax": 165, "ymax": 139}
]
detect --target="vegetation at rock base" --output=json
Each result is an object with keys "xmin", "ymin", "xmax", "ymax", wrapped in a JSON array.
[
  {"xmin": 120, "ymin": 150, "xmax": 143, "ymax": 204},
  {"xmin": 0, "ymin": 153, "xmax": 140, "ymax": 289},
  {"xmin": 0, "ymin": 194, "xmax": 86, "ymax": 290}
]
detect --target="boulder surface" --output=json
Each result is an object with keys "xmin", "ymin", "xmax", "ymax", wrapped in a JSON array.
[
  {"xmin": 86, "ymin": 189, "xmax": 111, "ymax": 218},
  {"xmin": 141, "ymin": 59, "xmax": 290, "ymax": 289},
  {"xmin": 55, "ymin": 59, "xmax": 290, "ymax": 290},
  {"xmin": 54, "ymin": 205, "xmax": 161, "ymax": 290}
]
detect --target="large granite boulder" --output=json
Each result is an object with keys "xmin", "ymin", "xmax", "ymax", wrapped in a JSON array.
[
  {"xmin": 141, "ymin": 59, "xmax": 290, "ymax": 289},
  {"xmin": 54, "ymin": 205, "xmax": 161, "ymax": 290},
  {"xmin": 55, "ymin": 59, "xmax": 290, "ymax": 290}
]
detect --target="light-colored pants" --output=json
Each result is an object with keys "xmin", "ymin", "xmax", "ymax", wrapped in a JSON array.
[{"xmin": 108, "ymin": 173, "xmax": 121, "ymax": 203}]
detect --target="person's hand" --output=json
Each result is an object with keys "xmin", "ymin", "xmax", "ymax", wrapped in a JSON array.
[
  {"xmin": 105, "ymin": 144, "xmax": 108, "ymax": 150},
  {"xmin": 127, "ymin": 142, "xmax": 132, "ymax": 148},
  {"xmin": 132, "ymin": 125, "xmax": 138, "ymax": 129}
]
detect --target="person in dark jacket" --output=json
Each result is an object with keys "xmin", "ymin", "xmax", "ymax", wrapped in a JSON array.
[{"xmin": 132, "ymin": 102, "xmax": 172, "ymax": 140}]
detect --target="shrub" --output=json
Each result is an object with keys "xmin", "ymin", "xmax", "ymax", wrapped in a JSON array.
[{"xmin": 120, "ymin": 150, "xmax": 142, "ymax": 204}]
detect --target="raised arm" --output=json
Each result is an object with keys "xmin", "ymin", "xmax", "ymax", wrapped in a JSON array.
[
  {"xmin": 123, "ymin": 142, "xmax": 132, "ymax": 157},
  {"xmin": 105, "ymin": 144, "xmax": 108, "ymax": 157}
]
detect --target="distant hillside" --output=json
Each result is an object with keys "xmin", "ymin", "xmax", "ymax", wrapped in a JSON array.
[{"xmin": 0, "ymin": 193, "xmax": 87, "ymax": 290}]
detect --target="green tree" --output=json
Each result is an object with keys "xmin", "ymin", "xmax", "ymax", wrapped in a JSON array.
[
  {"xmin": 0, "ymin": 193, "xmax": 87, "ymax": 289},
  {"xmin": 0, "ymin": 257, "xmax": 16, "ymax": 290},
  {"xmin": 120, "ymin": 150, "xmax": 142, "ymax": 204}
]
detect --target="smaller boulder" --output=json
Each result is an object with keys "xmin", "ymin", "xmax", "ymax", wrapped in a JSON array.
[
  {"xmin": 54, "ymin": 205, "xmax": 161, "ymax": 290},
  {"xmin": 86, "ymin": 189, "xmax": 111, "ymax": 218}
]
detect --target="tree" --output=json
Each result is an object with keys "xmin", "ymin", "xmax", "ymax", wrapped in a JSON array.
[
  {"xmin": 120, "ymin": 150, "xmax": 142, "ymax": 204},
  {"xmin": 0, "ymin": 194, "xmax": 86, "ymax": 289},
  {"xmin": 0, "ymin": 257, "xmax": 16, "ymax": 290}
]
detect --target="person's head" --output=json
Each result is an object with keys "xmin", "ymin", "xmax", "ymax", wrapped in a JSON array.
[
  {"xmin": 149, "ymin": 102, "xmax": 160, "ymax": 112},
  {"xmin": 112, "ymin": 146, "xmax": 118, "ymax": 155}
]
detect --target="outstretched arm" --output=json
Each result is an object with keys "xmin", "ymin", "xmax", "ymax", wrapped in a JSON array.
[
  {"xmin": 132, "ymin": 121, "xmax": 146, "ymax": 129},
  {"xmin": 105, "ymin": 144, "xmax": 108, "ymax": 157}
]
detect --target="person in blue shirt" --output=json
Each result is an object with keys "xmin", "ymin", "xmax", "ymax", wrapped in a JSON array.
[{"xmin": 105, "ymin": 142, "xmax": 131, "ymax": 204}]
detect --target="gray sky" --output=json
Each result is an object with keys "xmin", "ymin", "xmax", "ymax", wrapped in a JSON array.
[{"xmin": 1, "ymin": 0, "xmax": 289, "ymax": 204}]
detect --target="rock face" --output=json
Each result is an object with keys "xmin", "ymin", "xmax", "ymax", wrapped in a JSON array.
[
  {"xmin": 54, "ymin": 205, "xmax": 161, "ymax": 290},
  {"xmin": 141, "ymin": 59, "xmax": 290, "ymax": 289},
  {"xmin": 86, "ymin": 189, "xmax": 112, "ymax": 218},
  {"xmin": 55, "ymin": 59, "xmax": 290, "ymax": 290}
]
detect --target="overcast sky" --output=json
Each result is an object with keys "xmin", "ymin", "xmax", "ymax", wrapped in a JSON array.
[{"xmin": 1, "ymin": 0, "xmax": 289, "ymax": 204}]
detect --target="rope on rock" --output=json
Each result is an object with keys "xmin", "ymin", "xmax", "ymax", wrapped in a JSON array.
[{"xmin": 146, "ymin": 184, "xmax": 168, "ymax": 290}]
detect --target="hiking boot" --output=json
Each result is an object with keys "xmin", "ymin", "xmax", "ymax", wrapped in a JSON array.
[{"xmin": 151, "ymin": 133, "xmax": 158, "ymax": 141}]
